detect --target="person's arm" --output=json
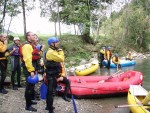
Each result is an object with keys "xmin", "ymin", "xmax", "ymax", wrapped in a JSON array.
[
  {"xmin": 0, "ymin": 41, "xmax": 7, "ymax": 52},
  {"xmin": 46, "ymin": 48, "xmax": 64, "ymax": 62},
  {"xmin": 22, "ymin": 44, "xmax": 35, "ymax": 72},
  {"xmin": 8, "ymin": 45, "xmax": 16, "ymax": 55},
  {"xmin": 100, "ymin": 49, "xmax": 105, "ymax": 54}
]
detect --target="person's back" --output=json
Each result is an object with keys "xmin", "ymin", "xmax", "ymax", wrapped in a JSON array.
[
  {"xmin": 105, "ymin": 46, "xmax": 112, "ymax": 69},
  {"xmin": 99, "ymin": 47, "xmax": 106, "ymax": 68}
]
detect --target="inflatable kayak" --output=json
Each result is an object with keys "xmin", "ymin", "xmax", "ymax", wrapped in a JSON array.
[
  {"xmin": 127, "ymin": 85, "xmax": 150, "ymax": 113},
  {"xmin": 102, "ymin": 60, "xmax": 136, "ymax": 68},
  {"xmin": 74, "ymin": 60, "xmax": 99, "ymax": 76}
]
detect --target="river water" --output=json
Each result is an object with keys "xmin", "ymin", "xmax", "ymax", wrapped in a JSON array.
[{"xmin": 91, "ymin": 57, "xmax": 150, "ymax": 113}]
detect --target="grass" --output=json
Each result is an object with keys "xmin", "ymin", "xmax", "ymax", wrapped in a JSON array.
[{"xmin": 6, "ymin": 34, "xmax": 97, "ymax": 79}]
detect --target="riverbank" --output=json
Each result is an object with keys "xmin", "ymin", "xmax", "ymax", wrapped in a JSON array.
[
  {"xmin": 0, "ymin": 82, "xmax": 105, "ymax": 113},
  {"xmin": 0, "ymin": 80, "xmax": 130, "ymax": 113}
]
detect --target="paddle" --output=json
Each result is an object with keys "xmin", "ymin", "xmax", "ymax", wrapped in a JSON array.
[
  {"xmin": 117, "ymin": 64, "xmax": 119, "ymax": 71},
  {"xmin": 69, "ymin": 83, "xmax": 78, "ymax": 113},
  {"xmin": 63, "ymin": 63, "xmax": 78, "ymax": 113},
  {"xmin": 115, "ymin": 104, "xmax": 144, "ymax": 108},
  {"xmin": 98, "ymin": 70, "xmax": 123, "ymax": 83}
]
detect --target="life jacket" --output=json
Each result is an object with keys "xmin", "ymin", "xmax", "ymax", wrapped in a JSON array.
[
  {"xmin": 32, "ymin": 45, "xmax": 40, "ymax": 60},
  {"xmin": 44, "ymin": 49, "xmax": 62, "ymax": 77},
  {"xmin": 114, "ymin": 57, "xmax": 118, "ymax": 62},
  {"xmin": 105, "ymin": 50, "xmax": 112, "ymax": 60},
  {"xmin": 19, "ymin": 42, "xmax": 40, "ymax": 62},
  {"xmin": 100, "ymin": 49, "xmax": 105, "ymax": 58},
  {"xmin": 0, "ymin": 41, "xmax": 8, "ymax": 59}
]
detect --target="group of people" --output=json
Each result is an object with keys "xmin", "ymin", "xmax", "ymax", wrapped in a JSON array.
[
  {"xmin": 99, "ymin": 46, "xmax": 133, "ymax": 69},
  {"xmin": 0, "ymin": 32, "xmax": 71, "ymax": 113}
]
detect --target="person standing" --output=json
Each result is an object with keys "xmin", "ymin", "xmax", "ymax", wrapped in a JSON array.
[
  {"xmin": 99, "ymin": 46, "xmax": 106, "ymax": 68},
  {"xmin": 45, "ymin": 37, "xmax": 69, "ymax": 113},
  {"xmin": 0, "ymin": 34, "xmax": 9, "ymax": 94},
  {"xmin": 8, "ymin": 37, "xmax": 21, "ymax": 90},
  {"xmin": 21, "ymin": 32, "xmax": 38, "ymax": 112},
  {"xmin": 105, "ymin": 46, "xmax": 112, "ymax": 69}
]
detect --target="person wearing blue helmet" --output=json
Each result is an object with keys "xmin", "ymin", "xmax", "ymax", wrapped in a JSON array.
[
  {"xmin": 112, "ymin": 53, "xmax": 121, "ymax": 69},
  {"xmin": 45, "ymin": 36, "xmax": 70, "ymax": 113}
]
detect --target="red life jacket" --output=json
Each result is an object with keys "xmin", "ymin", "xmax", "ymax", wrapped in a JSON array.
[
  {"xmin": 32, "ymin": 45, "xmax": 40, "ymax": 60},
  {"xmin": 19, "ymin": 42, "xmax": 40, "ymax": 62}
]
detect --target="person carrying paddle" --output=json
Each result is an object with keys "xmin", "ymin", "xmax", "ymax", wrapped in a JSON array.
[
  {"xmin": 126, "ymin": 51, "xmax": 133, "ymax": 61},
  {"xmin": 8, "ymin": 37, "xmax": 22, "ymax": 90},
  {"xmin": 99, "ymin": 46, "xmax": 106, "ymax": 68},
  {"xmin": 105, "ymin": 46, "xmax": 112, "ymax": 69},
  {"xmin": 112, "ymin": 53, "xmax": 121, "ymax": 69},
  {"xmin": 45, "ymin": 37, "xmax": 70, "ymax": 113}
]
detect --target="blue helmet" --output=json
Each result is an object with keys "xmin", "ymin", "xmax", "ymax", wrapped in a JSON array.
[
  {"xmin": 47, "ymin": 37, "xmax": 59, "ymax": 45},
  {"xmin": 28, "ymin": 74, "xmax": 39, "ymax": 84}
]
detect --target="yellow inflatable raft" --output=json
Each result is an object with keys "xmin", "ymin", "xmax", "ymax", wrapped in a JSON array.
[
  {"xmin": 74, "ymin": 60, "xmax": 99, "ymax": 76},
  {"xmin": 127, "ymin": 85, "xmax": 150, "ymax": 113}
]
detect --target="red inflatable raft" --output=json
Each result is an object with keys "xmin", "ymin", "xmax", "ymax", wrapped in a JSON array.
[{"xmin": 57, "ymin": 70, "xmax": 143, "ymax": 98}]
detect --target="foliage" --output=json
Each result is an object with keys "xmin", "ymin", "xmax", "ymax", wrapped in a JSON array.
[
  {"xmin": 39, "ymin": 0, "xmax": 114, "ymax": 43},
  {"xmin": 0, "ymin": 0, "xmax": 36, "ymax": 33},
  {"xmin": 98, "ymin": 0, "xmax": 150, "ymax": 52}
]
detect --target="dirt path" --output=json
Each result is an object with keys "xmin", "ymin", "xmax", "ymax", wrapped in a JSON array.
[{"xmin": 0, "ymin": 83, "xmax": 103, "ymax": 113}]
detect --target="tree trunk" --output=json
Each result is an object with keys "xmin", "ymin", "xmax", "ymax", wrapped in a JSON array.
[
  {"xmin": 82, "ymin": 23, "xmax": 93, "ymax": 44},
  {"xmin": 57, "ymin": 1, "xmax": 61, "ymax": 38},
  {"xmin": 74, "ymin": 24, "xmax": 76, "ymax": 35},
  {"xmin": 54, "ymin": 21, "xmax": 57, "ymax": 36},
  {"xmin": 7, "ymin": 13, "xmax": 13, "ymax": 35},
  {"xmin": 22, "ymin": 0, "xmax": 27, "ymax": 40},
  {"xmin": 0, "ymin": 0, "xmax": 7, "ymax": 33}
]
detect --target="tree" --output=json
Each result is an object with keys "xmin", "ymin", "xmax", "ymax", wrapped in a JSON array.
[
  {"xmin": 0, "ymin": 0, "xmax": 35, "ymax": 38},
  {"xmin": 39, "ymin": 0, "xmax": 114, "ymax": 43},
  {"xmin": 39, "ymin": 0, "xmax": 61, "ymax": 37}
]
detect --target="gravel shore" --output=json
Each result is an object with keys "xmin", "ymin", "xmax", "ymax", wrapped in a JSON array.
[{"xmin": 0, "ymin": 82, "xmax": 104, "ymax": 113}]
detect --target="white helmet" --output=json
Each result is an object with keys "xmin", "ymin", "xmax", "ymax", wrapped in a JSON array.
[{"xmin": 13, "ymin": 37, "xmax": 20, "ymax": 41}]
